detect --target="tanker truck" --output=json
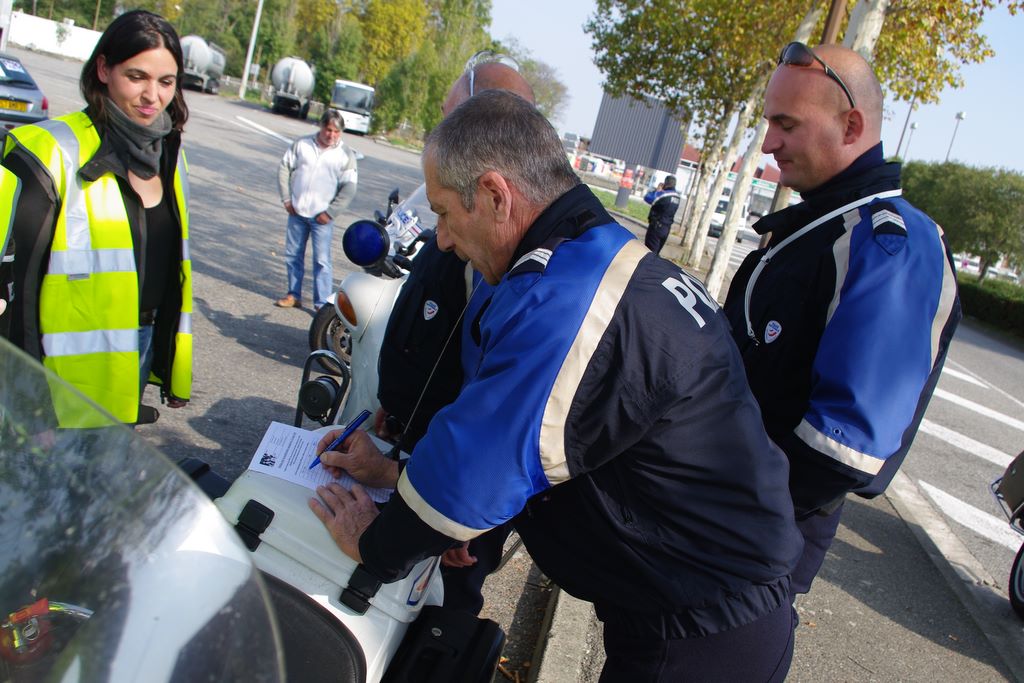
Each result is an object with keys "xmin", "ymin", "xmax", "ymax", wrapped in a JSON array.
[
  {"xmin": 270, "ymin": 57, "xmax": 315, "ymax": 119},
  {"xmin": 181, "ymin": 35, "xmax": 226, "ymax": 95}
]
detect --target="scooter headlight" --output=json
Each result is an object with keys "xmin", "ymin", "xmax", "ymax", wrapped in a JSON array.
[{"xmin": 342, "ymin": 219, "xmax": 390, "ymax": 266}]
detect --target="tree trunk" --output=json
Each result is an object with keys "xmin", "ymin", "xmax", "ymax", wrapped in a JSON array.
[
  {"xmin": 668, "ymin": 111, "xmax": 692, "ymax": 235},
  {"xmin": 678, "ymin": 121, "xmax": 729, "ymax": 267},
  {"xmin": 705, "ymin": 76, "xmax": 770, "ymax": 300},
  {"xmin": 843, "ymin": 0, "xmax": 891, "ymax": 59},
  {"xmin": 687, "ymin": 99, "xmax": 754, "ymax": 268}
]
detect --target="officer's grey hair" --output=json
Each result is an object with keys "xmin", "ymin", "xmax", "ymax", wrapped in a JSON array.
[
  {"xmin": 320, "ymin": 109, "xmax": 345, "ymax": 130},
  {"xmin": 425, "ymin": 90, "xmax": 580, "ymax": 210}
]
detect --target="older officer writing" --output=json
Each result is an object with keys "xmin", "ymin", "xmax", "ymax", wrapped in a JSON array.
[{"xmin": 310, "ymin": 91, "xmax": 803, "ymax": 681}]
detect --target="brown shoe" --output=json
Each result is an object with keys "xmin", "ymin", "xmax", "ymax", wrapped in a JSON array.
[{"xmin": 275, "ymin": 294, "xmax": 301, "ymax": 308}]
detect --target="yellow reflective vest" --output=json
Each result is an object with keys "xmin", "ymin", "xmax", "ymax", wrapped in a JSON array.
[
  {"xmin": 0, "ymin": 165, "xmax": 19, "ymax": 260},
  {"xmin": 3, "ymin": 111, "xmax": 192, "ymax": 427}
]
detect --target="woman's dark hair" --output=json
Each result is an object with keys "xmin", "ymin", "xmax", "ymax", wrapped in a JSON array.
[{"xmin": 81, "ymin": 10, "xmax": 189, "ymax": 131}]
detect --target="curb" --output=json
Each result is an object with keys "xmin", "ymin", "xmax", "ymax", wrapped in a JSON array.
[
  {"xmin": 532, "ymin": 588, "xmax": 597, "ymax": 683},
  {"xmin": 885, "ymin": 470, "xmax": 1024, "ymax": 682}
]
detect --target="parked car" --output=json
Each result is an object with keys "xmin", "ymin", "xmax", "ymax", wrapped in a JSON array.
[
  {"xmin": 987, "ymin": 265, "xmax": 1022, "ymax": 284},
  {"xmin": 0, "ymin": 53, "xmax": 48, "ymax": 130},
  {"xmin": 707, "ymin": 199, "xmax": 730, "ymax": 238},
  {"xmin": 709, "ymin": 201, "xmax": 760, "ymax": 244},
  {"xmin": 955, "ymin": 253, "xmax": 981, "ymax": 276}
]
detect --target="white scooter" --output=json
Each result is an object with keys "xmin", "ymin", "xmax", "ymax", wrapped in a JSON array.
[
  {"xmin": 299, "ymin": 185, "xmax": 436, "ymax": 430},
  {"xmin": 0, "ymin": 340, "xmax": 503, "ymax": 681},
  {"xmin": 305, "ymin": 187, "xmax": 430, "ymax": 378}
]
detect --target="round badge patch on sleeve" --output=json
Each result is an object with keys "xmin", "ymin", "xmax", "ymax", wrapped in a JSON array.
[
  {"xmin": 423, "ymin": 300, "xmax": 439, "ymax": 321},
  {"xmin": 764, "ymin": 320, "xmax": 782, "ymax": 344}
]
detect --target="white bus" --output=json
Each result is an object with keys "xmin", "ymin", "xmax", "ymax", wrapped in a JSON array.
[{"xmin": 330, "ymin": 79, "xmax": 375, "ymax": 134}]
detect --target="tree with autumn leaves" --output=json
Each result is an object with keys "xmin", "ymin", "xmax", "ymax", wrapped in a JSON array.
[
  {"xmin": 587, "ymin": 0, "xmax": 1023, "ymax": 296},
  {"xmin": 16, "ymin": 0, "xmax": 569, "ymax": 136},
  {"xmin": 902, "ymin": 161, "xmax": 1024, "ymax": 280}
]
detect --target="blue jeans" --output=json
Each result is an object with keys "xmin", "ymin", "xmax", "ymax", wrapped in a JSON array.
[
  {"xmin": 284, "ymin": 214, "xmax": 334, "ymax": 308},
  {"xmin": 139, "ymin": 322, "xmax": 155, "ymax": 397}
]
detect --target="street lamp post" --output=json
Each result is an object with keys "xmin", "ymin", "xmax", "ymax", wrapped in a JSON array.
[
  {"xmin": 945, "ymin": 111, "xmax": 966, "ymax": 163},
  {"xmin": 904, "ymin": 122, "xmax": 918, "ymax": 161},
  {"xmin": 238, "ymin": 0, "xmax": 265, "ymax": 99},
  {"xmin": 895, "ymin": 95, "xmax": 917, "ymax": 158}
]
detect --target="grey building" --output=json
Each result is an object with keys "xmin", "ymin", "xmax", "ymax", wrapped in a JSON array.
[{"xmin": 588, "ymin": 92, "xmax": 687, "ymax": 173}]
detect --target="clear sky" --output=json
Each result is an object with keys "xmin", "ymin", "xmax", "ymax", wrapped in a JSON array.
[{"xmin": 490, "ymin": 0, "xmax": 1024, "ymax": 173}]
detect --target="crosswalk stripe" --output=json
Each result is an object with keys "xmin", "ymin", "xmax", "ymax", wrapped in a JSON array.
[
  {"xmin": 918, "ymin": 480, "xmax": 1022, "ymax": 551},
  {"xmin": 941, "ymin": 367, "xmax": 989, "ymax": 388},
  {"xmin": 918, "ymin": 419, "xmax": 1013, "ymax": 468},
  {"xmin": 933, "ymin": 388, "xmax": 1024, "ymax": 433}
]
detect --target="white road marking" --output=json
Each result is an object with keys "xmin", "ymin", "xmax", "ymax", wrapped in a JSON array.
[
  {"xmin": 946, "ymin": 358, "xmax": 1024, "ymax": 413},
  {"xmin": 234, "ymin": 115, "xmax": 291, "ymax": 144},
  {"xmin": 933, "ymin": 388, "xmax": 1024, "ymax": 433},
  {"xmin": 942, "ymin": 366, "xmax": 989, "ymax": 388},
  {"xmin": 918, "ymin": 419, "xmax": 1014, "ymax": 469},
  {"xmin": 918, "ymin": 480, "xmax": 1021, "ymax": 551}
]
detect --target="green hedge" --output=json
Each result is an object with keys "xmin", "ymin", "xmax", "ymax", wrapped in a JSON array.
[{"xmin": 957, "ymin": 274, "xmax": 1024, "ymax": 339}]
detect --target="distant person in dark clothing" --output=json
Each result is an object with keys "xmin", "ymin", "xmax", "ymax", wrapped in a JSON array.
[{"xmin": 643, "ymin": 175, "xmax": 680, "ymax": 254}]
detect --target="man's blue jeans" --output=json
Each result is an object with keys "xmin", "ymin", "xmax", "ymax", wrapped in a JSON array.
[{"xmin": 284, "ymin": 213, "xmax": 334, "ymax": 308}]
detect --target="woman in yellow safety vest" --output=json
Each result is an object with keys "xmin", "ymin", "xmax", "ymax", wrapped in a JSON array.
[{"xmin": 0, "ymin": 10, "xmax": 192, "ymax": 428}]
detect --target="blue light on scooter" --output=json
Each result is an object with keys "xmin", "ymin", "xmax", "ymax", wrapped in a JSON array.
[{"xmin": 342, "ymin": 219, "xmax": 390, "ymax": 266}]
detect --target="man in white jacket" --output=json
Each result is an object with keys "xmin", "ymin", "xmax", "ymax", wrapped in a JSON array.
[{"xmin": 276, "ymin": 109, "xmax": 358, "ymax": 310}]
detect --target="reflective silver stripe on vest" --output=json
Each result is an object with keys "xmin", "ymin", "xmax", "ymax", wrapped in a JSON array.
[
  {"xmin": 42, "ymin": 328, "xmax": 138, "ymax": 357},
  {"xmin": 47, "ymin": 248, "xmax": 135, "ymax": 275},
  {"xmin": 44, "ymin": 120, "xmax": 92, "ymax": 258},
  {"xmin": 176, "ymin": 153, "xmax": 190, "ymax": 263},
  {"xmin": 176, "ymin": 153, "xmax": 189, "ymax": 207},
  {"xmin": 177, "ymin": 311, "xmax": 192, "ymax": 334}
]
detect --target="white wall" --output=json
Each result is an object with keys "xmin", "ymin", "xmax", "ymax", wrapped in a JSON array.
[{"xmin": 8, "ymin": 11, "xmax": 99, "ymax": 62}]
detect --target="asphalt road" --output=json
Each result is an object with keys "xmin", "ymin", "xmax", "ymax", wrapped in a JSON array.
[{"xmin": 900, "ymin": 320, "xmax": 1024, "ymax": 625}]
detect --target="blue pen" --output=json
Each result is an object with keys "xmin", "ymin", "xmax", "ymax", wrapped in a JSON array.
[{"xmin": 308, "ymin": 409, "xmax": 372, "ymax": 470}]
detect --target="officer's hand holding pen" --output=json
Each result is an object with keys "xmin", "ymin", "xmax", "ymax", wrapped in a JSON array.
[
  {"xmin": 310, "ymin": 409, "xmax": 371, "ymax": 470},
  {"xmin": 313, "ymin": 417, "xmax": 401, "ymax": 489}
]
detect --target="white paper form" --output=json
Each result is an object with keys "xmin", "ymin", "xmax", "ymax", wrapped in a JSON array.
[{"xmin": 247, "ymin": 421, "xmax": 393, "ymax": 503}]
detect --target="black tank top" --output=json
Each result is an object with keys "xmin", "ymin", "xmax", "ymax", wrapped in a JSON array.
[{"xmin": 140, "ymin": 194, "xmax": 176, "ymax": 312}]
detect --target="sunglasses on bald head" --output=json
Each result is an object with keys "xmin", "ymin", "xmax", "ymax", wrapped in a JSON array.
[
  {"xmin": 464, "ymin": 50, "xmax": 521, "ymax": 97},
  {"xmin": 777, "ymin": 41, "xmax": 856, "ymax": 110}
]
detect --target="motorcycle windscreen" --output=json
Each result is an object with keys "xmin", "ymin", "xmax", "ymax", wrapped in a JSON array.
[
  {"xmin": 0, "ymin": 338, "xmax": 285, "ymax": 683},
  {"xmin": 393, "ymin": 183, "xmax": 436, "ymax": 232}
]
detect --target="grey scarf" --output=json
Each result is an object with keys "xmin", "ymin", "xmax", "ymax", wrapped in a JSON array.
[{"xmin": 103, "ymin": 97, "xmax": 172, "ymax": 179}]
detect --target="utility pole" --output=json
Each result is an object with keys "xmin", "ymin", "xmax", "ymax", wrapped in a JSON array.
[
  {"xmin": 821, "ymin": 0, "xmax": 848, "ymax": 44},
  {"xmin": 238, "ymin": 0, "xmax": 265, "ymax": 99}
]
